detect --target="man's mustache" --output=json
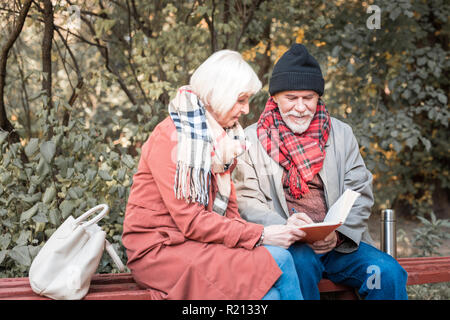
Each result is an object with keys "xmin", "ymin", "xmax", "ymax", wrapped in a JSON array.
[{"xmin": 281, "ymin": 109, "xmax": 314, "ymax": 118}]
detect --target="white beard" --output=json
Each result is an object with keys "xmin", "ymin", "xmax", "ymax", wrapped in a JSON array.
[{"xmin": 280, "ymin": 109, "xmax": 314, "ymax": 134}]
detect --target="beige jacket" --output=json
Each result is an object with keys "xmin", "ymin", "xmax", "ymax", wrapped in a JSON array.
[{"xmin": 232, "ymin": 118, "xmax": 374, "ymax": 253}]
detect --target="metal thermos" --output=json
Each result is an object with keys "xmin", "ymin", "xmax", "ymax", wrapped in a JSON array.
[{"xmin": 380, "ymin": 209, "xmax": 397, "ymax": 259}]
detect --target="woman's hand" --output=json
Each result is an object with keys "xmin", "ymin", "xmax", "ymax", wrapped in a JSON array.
[
  {"xmin": 262, "ymin": 225, "xmax": 306, "ymax": 249},
  {"xmin": 286, "ymin": 212, "xmax": 314, "ymax": 227}
]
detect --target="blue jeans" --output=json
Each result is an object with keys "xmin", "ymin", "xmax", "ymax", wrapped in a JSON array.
[
  {"xmin": 262, "ymin": 245, "xmax": 304, "ymax": 300},
  {"xmin": 287, "ymin": 241, "xmax": 408, "ymax": 300}
]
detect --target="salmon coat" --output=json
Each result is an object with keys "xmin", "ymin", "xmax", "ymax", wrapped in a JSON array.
[{"xmin": 122, "ymin": 117, "xmax": 281, "ymax": 300}]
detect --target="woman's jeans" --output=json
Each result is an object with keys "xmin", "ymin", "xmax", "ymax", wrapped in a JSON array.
[
  {"xmin": 262, "ymin": 245, "xmax": 304, "ymax": 300},
  {"xmin": 287, "ymin": 241, "xmax": 408, "ymax": 300}
]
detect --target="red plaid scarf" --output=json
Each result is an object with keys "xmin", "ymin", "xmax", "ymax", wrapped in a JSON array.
[{"xmin": 257, "ymin": 97, "xmax": 331, "ymax": 199}]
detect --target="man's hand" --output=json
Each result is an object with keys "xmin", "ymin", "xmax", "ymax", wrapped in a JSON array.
[
  {"xmin": 286, "ymin": 212, "xmax": 314, "ymax": 227},
  {"xmin": 262, "ymin": 225, "xmax": 306, "ymax": 249},
  {"xmin": 308, "ymin": 231, "xmax": 338, "ymax": 254}
]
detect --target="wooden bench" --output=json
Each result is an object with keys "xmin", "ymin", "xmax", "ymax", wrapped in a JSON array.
[{"xmin": 1, "ymin": 256, "xmax": 449, "ymax": 300}]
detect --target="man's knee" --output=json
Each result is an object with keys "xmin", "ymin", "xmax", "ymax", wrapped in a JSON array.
[
  {"xmin": 288, "ymin": 243, "xmax": 320, "ymax": 264},
  {"xmin": 364, "ymin": 253, "xmax": 408, "ymax": 293},
  {"xmin": 289, "ymin": 242, "xmax": 314, "ymax": 255},
  {"xmin": 381, "ymin": 259, "xmax": 407, "ymax": 287},
  {"xmin": 288, "ymin": 243, "xmax": 324, "ymax": 278}
]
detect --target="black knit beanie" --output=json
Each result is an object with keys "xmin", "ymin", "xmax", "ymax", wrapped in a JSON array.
[{"xmin": 269, "ymin": 43, "xmax": 324, "ymax": 96}]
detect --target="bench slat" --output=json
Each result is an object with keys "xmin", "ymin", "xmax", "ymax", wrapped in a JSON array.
[
  {"xmin": 317, "ymin": 280, "xmax": 353, "ymax": 293},
  {"xmin": 0, "ymin": 290, "xmax": 154, "ymax": 300},
  {"xmin": 83, "ymin": 290, "xmax": 154, "ymax": 300},
  {"xmin": 397, "ymin": 256, "xmax": 450, "ymax": 263},
  {"xmin": 406, "ymin": 270, "xmax": 450, "ymax": 285},
  {"xmin": 0, "ymin": 286, "xmax": 38, "ymax": 299},
  {"xmin": 400, "ymin": 257, "xmax": 450, "ymax": 285},
  {"xmin": 0, "ymin": 256, "xmax": 448, "ymax": 300}
]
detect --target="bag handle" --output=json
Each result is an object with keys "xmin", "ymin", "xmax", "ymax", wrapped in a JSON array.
[
  {"xmin": 74, "ymin": 204, "xmax": 126, "ymax": 272},
  {"xmin": 74, "ymin": 204, "xmax": 109, "ymax": 228},
  {"xmin": 105, "ymin": 240, "xmax": 125, "ymax": 272}
]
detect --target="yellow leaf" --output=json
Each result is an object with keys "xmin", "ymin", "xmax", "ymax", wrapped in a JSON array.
[
  {"xmin": 273, "ymin": 45, "xmax": 288, "ymax": 64},
  {"xmin": 242, "ymin": 48, "xmax": 256, "ymax": 61},
  {"xmin": 314, "ymin": 40, "xmax": 326, "ymax": 47},
  {"xmin": 296, "ymin": 29, "xmax": 304, "ymax": 43},
  {"xmin": 243, "ymin": 42, "xmax": 268, "ymax": 61},
  {"xmin": 368, "ymin": 86, "xmax": 377, "ymax": 98}
]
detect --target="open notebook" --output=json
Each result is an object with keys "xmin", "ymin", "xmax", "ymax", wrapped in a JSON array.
[{"xmin": 298, "ymin": 189, "xmax": 360, "ymax": 243}]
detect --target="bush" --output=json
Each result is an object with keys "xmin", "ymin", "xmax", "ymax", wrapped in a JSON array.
[
  {"xmin": 412, "ymin": 212, "xmax": 450, "ymax": 257},
  {"xmin": 0, "ymin": 105, "xmax": 139, "ymax": 277},
  {"xmin": 407, "ymin": 282, "xmax": 450, "ymax": 300}
]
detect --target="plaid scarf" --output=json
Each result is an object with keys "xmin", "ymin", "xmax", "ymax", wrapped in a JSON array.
[
  {"xmin": 257, "ymin": 97, "xmax": 331, "ymax": 199},
  {"xmin": 169, "ymin": 86, "xmax": 247, "ymax": 215}
]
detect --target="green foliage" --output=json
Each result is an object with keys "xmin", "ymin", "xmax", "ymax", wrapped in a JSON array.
[
  {"xmin": 306, "ymin": 0, "xmax": 449, "ymax": 218},
  {"xmin": 412, "ymin": 212, "xmax": 450, "ymax": 257},
  {"xmin": 0, "ymin": 101, "xmax": 138, "ymax": 277},
  {"xmin": 407, "ymin": 282, "xmax": 450, "ymax": 300}
]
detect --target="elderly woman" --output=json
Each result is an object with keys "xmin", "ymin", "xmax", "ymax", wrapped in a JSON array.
[{"xmin": 122, "ymin": 50, "xmax": 306, "ymax": 300}]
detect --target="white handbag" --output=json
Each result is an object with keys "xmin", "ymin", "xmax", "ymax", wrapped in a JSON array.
[{"xmin": 28, "ymin": 204, "xmax": 125, "ymax": 300}]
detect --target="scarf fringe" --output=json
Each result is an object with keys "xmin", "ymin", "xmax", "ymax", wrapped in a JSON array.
[
  {"xmin": 287, "ymin": 160, "xmax": 310, "ymax": 198},
  {"xmin": 174, "ymin": 162, "xmax": 210, "ymax": 206}
]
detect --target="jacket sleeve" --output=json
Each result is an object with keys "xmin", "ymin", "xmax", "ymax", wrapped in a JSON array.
[
  {"xmin": 146, "ymin": 123, "xmax": 263, "ymax": 250},
  {"xmin": 336, "ymin": 125, "xmax": 374, "ymax": 253},
  {"xmin": 233, "ymin": 144, "xmax": 287, "ymax": 226}
]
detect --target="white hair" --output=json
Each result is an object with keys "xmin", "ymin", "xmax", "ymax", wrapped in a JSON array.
[{"xmin": 190, "ymin": 50, "xmax": 262, "ymax": 115}]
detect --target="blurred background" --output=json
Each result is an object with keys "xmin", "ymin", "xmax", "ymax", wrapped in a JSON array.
[{"xmin": 0, "ymin": 0, "xmax": 448, "ymax": 298}]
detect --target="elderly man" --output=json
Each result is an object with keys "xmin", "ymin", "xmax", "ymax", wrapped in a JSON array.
[{"xmin": 233, "ymin": 43, "xmax": 408, "ymax": 299}]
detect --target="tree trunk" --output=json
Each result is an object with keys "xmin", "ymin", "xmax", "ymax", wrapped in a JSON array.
[
  {"xmin": 0, "ymin": 0, "xmax": 33, "ymax": 145},
  {"xmin": 41, "ymin": 0, "xmax": 54, "ymax": 110}
]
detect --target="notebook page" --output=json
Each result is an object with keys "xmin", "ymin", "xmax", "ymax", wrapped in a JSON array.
[{"xmin": 323, "ymin": 189, "xmax": 361, "ymax": 224}]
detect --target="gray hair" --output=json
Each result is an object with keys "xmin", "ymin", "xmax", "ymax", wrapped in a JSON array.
[{"xmin": 190, "ymin": 50, "xmax": 262, "ymax": 115}]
